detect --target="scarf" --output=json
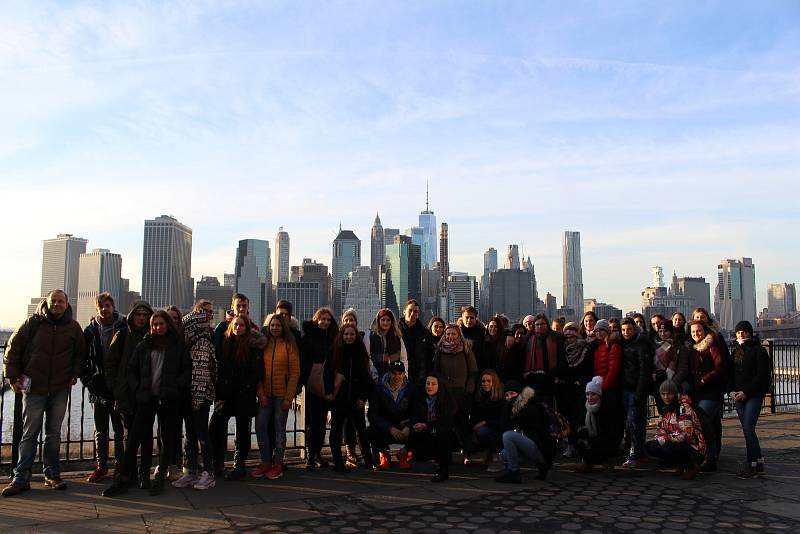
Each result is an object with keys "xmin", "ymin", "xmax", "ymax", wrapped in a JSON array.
[
  {"xmin": 584, "ymin": 400, "xmax": 601, "ymax": 438},
  {"xmin": 565, "ymin": 338, "xmax": 589, "ymax": 367},
  {"xmin": 525, "ymin": 334, "xmax": 556, "ymax": 373},
  {"xmin": 653, "ymin": 338, "xmax": 675, "ymax": 372},
  {"xmin": 439, "ymin": 339, "xmax": 463, "ymax": 354}
]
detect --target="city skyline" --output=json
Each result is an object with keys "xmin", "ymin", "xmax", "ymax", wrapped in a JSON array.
[{"xmin": 2, "ymin": 2, "xmax": 799, "ymax": 327}]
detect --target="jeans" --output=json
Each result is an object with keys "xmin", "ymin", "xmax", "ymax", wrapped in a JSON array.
[
  {"xmin": 13, "ymin": 388, "xmax": 70, "ymax": 484},
  {"xmin": 500, "ymin": 430, "xmax": 544, "ymax": 472},
  {"xmin": 622, "ymin": 390, "xmax": 646, "ymax": 458},
  {"xmin": 124, "ymin": 398, "xmax": 179, "ymax": 477},
  {"xmin": 92, "ymin": 400, "xmax": 125, "ymax": 468},
  {"xmin": 735, "ymin": 396, "xmax": 763, "ymax": 463},
  {"xmin": 184, "ymin": 402, "xmax": 214, "ymax": 473},
  {"xmin": 305, "ymin": 394, "xmax": 330, "ymax": 459},
  {"xmin": 209, "ymin": 400, "xmax": 252, "ymax": 470},
  {"xmin": 255, "ymin": 397, "xmax": 290, "ymax": 465},
  {"xmin": 696, "ymin": 399, "xmax": 721, "ymax": 460},
  {"xmin": 645, "ymin": 439, "xmax": 696, "ymax": 468}
]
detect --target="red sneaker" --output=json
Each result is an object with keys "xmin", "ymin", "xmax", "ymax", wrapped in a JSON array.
[
  {"xmin": 378, "ymin": 451, "xmax": 391, "ymax": 470},
  {"xmin": 266, "ymin": 465, "xmax": 283, "ymax": 480},
  {"xmin": 87, "ymin": 465, "xmax": 109, "ymax": 482},
  {"xmin": 250, "ymin": 463, "xmax": 271, "ymax": 478},
  {"xmin": 397, "ymin": 449, "xmax": 411, "ymax": 470}
]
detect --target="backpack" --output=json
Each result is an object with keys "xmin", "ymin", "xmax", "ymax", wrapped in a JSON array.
[{"xmin": 542, "ymin": 403, "xmax": 571, "ymax": 440}]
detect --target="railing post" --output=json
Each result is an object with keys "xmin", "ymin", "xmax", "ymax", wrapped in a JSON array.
[
  {"xmin": 10, "ymin": 391, "xmax": 23, "ymax": 472},
  {"xmin": 766, "ymin": 340, "xmax": 777, "ymax": 414}
]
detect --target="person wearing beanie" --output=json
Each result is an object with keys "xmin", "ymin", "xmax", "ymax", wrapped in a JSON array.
[
  {"xmin": 645, "ymin": 380, "xmax": 706, "ymax": 480},
  {"xmin": 555, "ymin": 322, "xmax": 594, "ymax": 459},
  {"xmin": 573, "ymin": 376, "xmax": 623, "ymax": 473},
  {"xmin": 728, "ymin": 321, "xmax": 772, "ymax": 479},
  {"xmin": 522, "ymin": 315, "xmax": 536, "ymax": 334},
  {"xmin": 368, "ymin": 359, "xmax": 418, "ymax": 470}
]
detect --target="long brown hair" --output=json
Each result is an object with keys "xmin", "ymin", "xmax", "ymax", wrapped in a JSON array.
[
  {"xmin": 225, "ymin": 315, "xmax": 251, "ymax": 365},
  {"xmin": 477, "ymin": 369, "xmax": 504, "ymax": 402},
  {"xmin": 263, "ymin": 313, "xmax": 298, "ymax": 354},
  {"xmin": 333, "ymin": 324, "xmax": 370, "ymax": 372}
]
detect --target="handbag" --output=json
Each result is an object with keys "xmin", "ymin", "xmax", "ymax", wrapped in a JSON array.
[{"xmin": 307, "ymin": 362, "xmax": 345, "ymax": 398}]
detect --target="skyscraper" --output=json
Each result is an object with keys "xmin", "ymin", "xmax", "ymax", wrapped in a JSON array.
[
  {"xmin": 447, "ymin": 273, "xmax": 478, "ymax": 322},
  {"xmin": 31, "ymin": 233, "xmax": 88, "ymax": 314},
  {"xmin": 522, "ymin": 255, "xmax": 538, "ymax": 311},
  {"xmin": 383, "ymin": 228, "xmax": 400, "ymax": 247},
  {"xmin": 277, "ymin": 282, "xmax": 320, "ymax": 325},
  {"xmin": 370, "ymin": 214, "xmax": 385, "ymax": 287},
  {"xmin": 235, "ymin": 238, "xmax": 271, "ymax": 325},
  {"xmin": 676, "ymin": 276, "xmax": 711, "ymax": 312},
  {"xmin": 505, "ymin": 245, "xmax": 520, "ymax": 270},
  {"xmin": 142, "ymin": 215, "xmax": 193, "ymax": 310},
  {"xmin": 76, "ymin": 248, "xmax": 122, "ymax": 326},
  {"xmin": 405, "ymin": 226, "xmax": 426, "ymax": 267},
  {"xmin": 562, "ymin": 231, "xmax": 584, "ymax": 322},
  {"xmin": 489, "ymin": 269, "xmax": 533, "ymax": 321},
  {"xmin": 195, "ymin": 276, "xmax": 234, "ymax": 323},
  {"xmin": 274, "ymin": 227, "xmax": 290, "ymax": 284},
  {"xmin": 715, "ymin": 257, "xmax": 756, "ymax": 332},
  {"xmin": 419, "ymin": 184, "xmax": 437, "ymax": 269},
  {"xmin": 768, "ymin": 283, "xmax": 797, "ymax": 317},
  {"xmin": 439, "ymin": 223, "xmax": 449, "ymax": 290},
  {"xmin": 332, "ymin": 227, "xmax": 361, "ymax": 315},
  {"xmin": 293, "ymin": 258, "xmax": 330, "ymax": 309},
  {"xmin": 480, "ymin": 247, "xmax": 498, "ymax": 320},
  {"xmin": 383, "ymin": 235, "xmax": 421, "ymax": 314},
  {"xmin": 344, "ymin": 266, "xmax": 382, "ymax": 325}
]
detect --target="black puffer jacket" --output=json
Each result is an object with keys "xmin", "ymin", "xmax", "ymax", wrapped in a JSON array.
[
  {"xmin": 106, "ymin": 300, "xmax": 154, "ymax": 414},
  {"xmin": 334, "ymin": 344, "xmax": 373, "ymax": 407},
  {"xmin": 460, "ymin": 323, "xmax": 487, "ymax": 371},
  {"xmin": 300, "ymin": 320, "xmax": 338, "ymax": 387},
  {"xmin": 82, "ymin": 311, "xmax": 127, "ymax": 401},
  {"xmin": 500, "ymin": 387, "xmax": 556, "ymax": 465},
  {"xmin": 399, "ymin": 318, "xmax": 431, "ymax": 384},
  {"xmin": 127, "ymin": 332, "xmax": 191, "ymax": 403},
  {"xmin": 728, "ymin": 337, "xmax": 772, "ymax": 399},
  {"xmin": 216, "ymin": 334, "xmax": 264, "ymax": 415},
  {"xmin": 620, "ymin": 337, "xmax": 652, "ymax": 402},
  {"xmin": 368, "ymin": 374, "xmax": 417, "ymax": 434}
]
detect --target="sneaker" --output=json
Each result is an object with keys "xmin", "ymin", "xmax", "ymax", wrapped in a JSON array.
[
  {"xmin": 378, "ymin": 451, "xmax": 391, "ymax": 470},
  {"xmin": 193, "ymin": 471, "xmax": 216, "ymax": 490},
  {"xmin": 172, "ymin": 472, "xmax": 198, "ymax": 488},
  {"xmin": 495, "ymin": 470, "xmax": 522, "ymax": 484},
  {"xmin": 397, "ymin": 449, "xmax": 411, "ymax": 470},
  {"xmin": 431, "ymin": 469, "xmax": 449, "ymax": 483},
  {"xmin": 562, "ymin": 445, "xmax": 576, "ymax": 459},
  {"xmin": 2, "ymin": 481, "xmax": 30, "ymax": 497},
  {"xmin": 736, "ymin": 462, "xmax": 758, "ymax": 480},
  {"xmin": 486, "ymin": 453, "xmax": 505, "ymax": 473},
  {"xmin": 44, "ymin": 476, "xmax": 67, "ymax": 490},
  {"xmin": 622, "ymin": 455, "xmax": 642, "ymax": 469},
  {"xmin": 250, "ymin": 463, "xmax": 271, "ymax": 479},
  {"xmin": 88, "ymin": 465, "xmax": 109, "ymax": 483},
  {"xmin": 266, "ymin": 464, "xmax": 283, "ymax": 480}
]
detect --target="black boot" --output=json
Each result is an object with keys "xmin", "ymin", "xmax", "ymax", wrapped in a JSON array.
[
  {"xmin": 431, "ymin": 467, "xmax": 449, "ymax": 483},
  {"xmin": 102, "ymin": 476, "xmax": 129, "ymax": 497},
  {"xmin": 149, "ymin": 475, "xmax": 164, "ymax": 496},
  {"xmin": 226, "ymin": 464, "xmax": 246, "ymax": 481},
  {"xmin": 138, "ymin": 469, "xmax": 151, "ymax": 490},
  {"xmin": 535, "ymin": 462, "xmax": 551, "ymax": 480}
]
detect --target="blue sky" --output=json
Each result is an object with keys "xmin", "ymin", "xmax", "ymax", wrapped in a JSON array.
[{"xmin": 2, "ymin": 1, "xmax": 799, "ymax": 328}]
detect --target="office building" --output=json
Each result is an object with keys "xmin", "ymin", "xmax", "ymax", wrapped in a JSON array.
[
  {"xmin": 117, "ymin": 278, "xmax": 140, "ymax": 315},
  {"xmin": 545, "ymin": 293, "xmax": 557, "ymax": 319},
  {"xmin": 383, "ymin": 228, "xmax": 399, "ymax": 247},
  {"xmin": 673, "ymin": 275, "xmax": 711, "ymax": 313},
  {"xmin": 291, "ymin": 258, "xmax": 330, "ymax": 311},
  {"xmin": 274, "ymin": 228, "xmax": 290, "ymax": 284},
  {"xmin": 768, "ymin": 283, "xmax": 797, "ymax": 318},
  {"xmin": 562, "ymin": 231, "xmax": 584, "ymax": 322},
  {"xmin": 277, "ymin": 282, "xmax": 320, "ymax": 327},
  {"xmin": 447, "ymin": 273, "xmax": 478, "ymax": 323},
  {"xmin": 383, "ymin": 235, "xmax": 421, "ymax": 314},
  {"xmin": 332, "ymin": 227, "xmax": 361, "ymax": 315},
  {"xmin": 419, "ymin": 185, "xmax": 437, "ymax": 269},
  {"xmin": 370, "ymin": 214, "xmax": 385, "ymax": 288},
  {"xmin": 196, "ymin": 276, "xmax": 234, "ymax": 323},
  {"xmin": 715, "ymin": 258, "xmax": 757, "ymax": 332},
  {"xmin": 235, "ymin": 238, "xmax": 271, "ymax": 325},
  {"xmin": 343, "ymin": 266, "xmax": 382, "ymax": 326},
  {"xmin": 505, "ymin": 245, "xmax": 520, "ymax": 270},
  {"xmin": 489, "ymin": 269, "xmax": 533, "ymax": 322},
  {"xmin": 583, "ymin": 298, "xmax": 623, "ymax": 320},
  {"xmin": 142, "ymin": 215, "xmax": 193, "ymax": 310},
  {"xmin": 33, "ymin": 233, "xmax": 88, "ymax": 313},
  {"xmin": 76, "ymin": 249, "xmax": 122, "ymax": 326}
]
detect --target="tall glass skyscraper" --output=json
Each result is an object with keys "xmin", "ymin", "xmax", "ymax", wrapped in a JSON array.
[
  {"xmin": 235, "ymin": 238, "xmax": 271, "ymax": 325},
  {"xmin": 76, "ymin": 248, "xmax": 122, "ymax": 326},
  {"xmin": 332, "ymin": 227, "xmax": 361, "ymax": 315},
  {"xmin": 715, "ymin": 257, "xmax": 756, "ymax": 331},
  {"xmin": 274, "ymin": 228, "xmax": 290, "ymax": 284},
  {"xmin": 34, "ymin": 233, "xmax": 88, "ymax": 314},
  {"xmin": 142, "ymin": 215, "xmax": 193, "ymax": 311},
  {"xmin": 562, "ymin": 231, "xmax": 584, "ymax": 320},
  {"xmin": 370, "ymin": 214, "xmax": 385, "ymax": 288},
  {"xmin": 419, "ymin": 187, "xmax": 437, "ymax": 270}
]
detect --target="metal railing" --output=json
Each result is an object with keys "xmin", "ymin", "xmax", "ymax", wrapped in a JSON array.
[{"xmin": 2, "ymin": 339, "xmax": 799, "ymax": 473}]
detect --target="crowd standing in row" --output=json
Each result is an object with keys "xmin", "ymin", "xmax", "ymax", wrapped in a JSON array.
[{"xmin": 1, "ymin": 289, "xmax": 773, "ymax": 497}]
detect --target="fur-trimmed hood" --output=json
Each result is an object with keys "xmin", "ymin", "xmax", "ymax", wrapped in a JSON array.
[
  {"xmin": 693, "ymin": 332, "xmax": 715, "ymax": 353},
  {"xmin": 511, "ymin": 386, "xmax": 536, "ymax": 416}
]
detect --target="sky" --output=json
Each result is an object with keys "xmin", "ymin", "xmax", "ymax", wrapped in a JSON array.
[{"xmin": 1, "ymin": 1, "xmax": 799, "ymax": 329}]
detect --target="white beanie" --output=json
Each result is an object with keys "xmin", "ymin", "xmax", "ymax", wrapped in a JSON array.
[{"xmin": 585, "ymin": 376, "xmax": 603, "ymax": 396}]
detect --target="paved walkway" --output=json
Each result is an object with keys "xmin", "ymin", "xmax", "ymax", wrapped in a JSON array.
[{"xmin": 1, "ymin": 413, "xmax": 799, "ymax": 533}]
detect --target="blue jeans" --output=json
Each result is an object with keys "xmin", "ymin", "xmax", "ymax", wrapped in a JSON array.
[
  {"xmin": 13, "ymin": 388, "xmax": 70, "ymax": 484},
  {"xmin": 255, "ymin": 397, "xmax": 289, "ymax": 465},
  {"xmin": 735, "ymin": 397, "xmax": 762, "ymax": 463},
  {"xmin": 696, "ymin": 399, "xmax": 721, "ymax": 460},
  {"xmin": 473, "ymin": 425, "xmax": 501, "ymax": 453},
  {"xmin": 500, "ymin": 430, "xmax": 544, "ymax": 471},
  {"xmin": 622, "ymin": 390, "xmax": 646, "ymax": 458}
]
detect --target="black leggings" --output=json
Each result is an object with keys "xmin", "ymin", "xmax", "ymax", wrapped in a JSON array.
[
  {"xmin": 209, "ymin": 400, "xmax": 252, "ymax": 469},
  {"xmin": 329, "ymin": 403, "xmax": 372, "ymax": 464},
  {"xmin": 124, "ymin": 398, "xmax": 179, "ymax": 478}
]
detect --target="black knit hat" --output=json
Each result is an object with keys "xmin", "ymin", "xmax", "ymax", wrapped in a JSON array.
[
  {"xmin": 504, "ymin": 380, "xmax": 522, "ymax": 394},
  {"xmin": 735, "ymin": 321, "xmax": 754, "ymax": 336}
]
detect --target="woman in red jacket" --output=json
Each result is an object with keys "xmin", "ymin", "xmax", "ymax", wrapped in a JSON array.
[
  {"xmin": 591, "ymin": 320, "xmax": 622, "ymax": 393},
  {"xmin": 688, "ymin": 319, "xmax": 726, "ymax": 471}
]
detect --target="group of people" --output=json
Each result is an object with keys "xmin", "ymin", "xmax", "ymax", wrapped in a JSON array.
[{"xmin": 1, "ymin": 289, "xmax": 773, "ymax": 498}]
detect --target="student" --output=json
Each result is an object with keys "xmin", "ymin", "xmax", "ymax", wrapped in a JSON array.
[
  {"xmin": 399, "ymin": 299, "xmax": 431, "ymax": 385},
  {"xmin": 573, "ymin": 376, "xmax": 624, "ymax": 473},
  {"xmin": 498, "ymin": 324, "xmax": 526, "ymax": 384},
  {"xmin": 555, "ymin": 322, "xmax": 594, "ymax": 459},
  {"xmin": 619, "ymin": 318, "xmax": 651, "ymax": 468},
  {"xmin": 368, "ymin": 361, "xmax": 417, "ymax": 470},
  {"xmin": 208, "ymin": 315, "xmax": 264, "ymax": 481},
  {"xmin": 365, "ymin": 308, "xmax": 408, "ymax": 381},
  {"xmin": 329, "ymin": 324, "xmax": 375, "ymax": 472},
  {"xmin": 459, "ymin": 306, "xmax": 487, "ymax": 372},
  {"xmin": 433, "ymin": 324, "xmax": 478, "ymax": 444},
  {"xmin": 409, "ymin": 373, "xmax": 456, "ymax": 482},
  {"xmin": 579, "ymin": 311, "xmax": 599, "ymax": 341},
  {"xmin": 522, "ymin": 314, "xmax": 565, "ymax": 407},
  {"xmin": 484, "ymin": 316, "xmax": 507, "ymax": 373},
  {"xmin": 466, "ymin": 370, "xmax": 505, "ymax": 471},
  {"xmin": 645, "ymin": 380, "xmax": 706, "ymax": 480},
  {"xmin": 427, "ymin": 317, "xmax": 446, "ymax": 373},
  {"xmin": 494, "ymin": 381, "xmax": 556, "ymax": 483},
  {"xmin": 728, "ymin": 321, "xmax": 772, "ymax": 479},
  {"xmin": 252, "ymin": 313, "xmax": 300, "ymax": 480}
]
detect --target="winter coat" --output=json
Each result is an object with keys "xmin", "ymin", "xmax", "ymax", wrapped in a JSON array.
[
  {"xmin": 333, "ymin": 345, "xmax": 373, "ymax": 407},
  {"xmin": 259, "ymin": 336, "xmax": 301, "ymax": 402},
  {"xmin": 399, "ymin": 318, "xmax": 431, "ymax": 384},
  {"xmin": 654, "ymin": 394, "xmax": 707, "ymax": 455},
  {"xmin": 364, "ymin": 330, "xmax": 409, "ymax": 381},
  {"xmin": 460, "ymin": 323, "xmax": 487, "ymax": 371},
  {"xmin": 368, "ymin": 373, "xmax": 417, "ymax": 433},
  {"xmin": 728, "ymin": 337, "xmax": 772, "ymax": 399},
  {"xmin": 300, "ymin": 320, "xmax": 338, "ymax": 387},
  {"xmin": 411, "ymin": 391, "xmax": 456, "ymax": 435},
  {"xmin": 484, "ymin": 334, "xmax": 506, "ymax": 375},
  {"xmin": 500, "ymin": 387, "xmax": 557, "ymax": 465},
  {"xmin": 470, "ymin": 390, "xmax": 505, "ymax": 432},
  {"xmin": 433, "ymin": 345, "xmax": 478, "ymax": 397},
  {"xmin": 216, "ymin": 334, "xmax": 265, "ymax": 415},
  {"xmin": 523, "ymin": 333, "xmax": 565, "ymax": 397},
  {"xmin": 499, "ymin": 340, "xmax": 526, "ymax": 384},
  {"xmin": 105, "ymin": 300, "xmax": 154, "ymax": 414},
  {"xmin": 183, "ymin": 311, "xmax": 217, "ymax": 410},
  {"xmin": 592, "ymin": 334, "xmax": 622, "ymax": 391},
  {"xmin": 3, "ymin": 300, "xmax": 86, "ymax": 395},
  {"xmin": 82, "ymin": 312, "xmax": 127, "ymax": 403},
  {"xmin": 576, "ymin": 396, "xmax": 624, "ymax": 461},
  {"xmin": 689, "ymin": 333, "xmax": 727, "ymax": 403},
  {"xmin": 620, "ymin": 337, "xmax": 652, "ymax": 402},
  {"xmin": 556, "ymin": 338, "xmax": 594, "ymax": 386},
  {"xmin": 127, "ymin": 332, "xmax": 191, "ymax": 404}
]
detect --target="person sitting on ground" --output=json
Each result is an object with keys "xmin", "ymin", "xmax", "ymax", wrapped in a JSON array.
[
  {"xmin": 555, "ymin": 321, "xmax": 594, "ymax": 460},
  {"xmin": 465, "ymin": 369, "xmax": 506, "ymax": 471},
  {"xmin": 574, "ymin": 376, "xmax": 624, "ymax": 473},
  {"xmin": 645, "ymin": 380, "xmax": 706, "ymax": 480},
  {"xmin": 408, "ymin": 372, "xmax": 457, "ymax": 483},
  {"xmin": 494, "ymin": 380, "xmax": 557, "ymax": 483},
  {"xmin": 368, "ymin": 360, "xmax": 417, "ymax": 470}
]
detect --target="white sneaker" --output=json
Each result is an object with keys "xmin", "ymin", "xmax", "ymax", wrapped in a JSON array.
[
  {"xmin": 165, "ymin": 464, "xmax": 179, "ymax": 481},
  {"xmin": 193, "ymin": 471, "xmax": 216, "ymax": 490},
  {"xmin": 562, "ymin": 445, "xmax": 576, "ymax": 459},
  {"xmin": 486, "ymin": 453, "xmax": 505, "ymax": 473},
  {"xmin": 171, "ymin": 473, "xmax": 198, "ymax": 488}
]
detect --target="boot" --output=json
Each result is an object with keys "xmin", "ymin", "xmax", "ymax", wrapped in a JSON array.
[
  {"xmin": 345, "ymin": 445, "xmax": 358, "ymax": 468},
  {"xmin": 101, "ymin": 476, "xmax": 129, "ymax": 497},
  {"xmin": 431, "ymin": 467, "xmax": 449, "ymax": 483},
  {"xmin": 149, "ymin": 474, "xmax": 164, "ymax": 496},
  {"xmin": 226, "ymin": 464, "xmax": 246, "ymax": 481}
]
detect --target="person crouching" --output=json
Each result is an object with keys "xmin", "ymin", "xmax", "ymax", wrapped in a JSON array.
[{"xmin": 574, "ymin": 376, "xmax": 624, "ymax": 473}]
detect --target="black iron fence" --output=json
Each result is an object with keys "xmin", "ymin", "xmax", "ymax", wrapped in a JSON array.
[{"xmin": 2, "ymin": 339, "xmax": 799, "ymax": 474}]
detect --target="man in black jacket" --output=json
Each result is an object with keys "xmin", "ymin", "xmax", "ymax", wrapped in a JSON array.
[
  {"xmin": 619, "ymin": 318, "xmax": 652, "ymax": 468},
  {"xmin": 459, "ymin": 306, "xmax": 487, "ymax": 372},
  {"xmin": 399, "ymin": 299, "xmax": 431, "ymax": 386}
]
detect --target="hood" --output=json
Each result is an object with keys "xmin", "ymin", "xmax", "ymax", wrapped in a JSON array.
[
  {"xmin": 288, "ymin": 316, "xmax": 300, "ymax": 332},
  {"xmin": 303, "ymin": 319, "xmax": 338, "ymax": 341},
  {"xmin": 89, "ymin": 310, "xmax": 124, "ymax": 330},
  {"xmin": 124, "ymin": 299, "xmax": 154, "ymax": 331},
  {"xmin": 183, "ymin": 310, "xmax": 212, "ymax": 346},
  {"xmin": 511, "ymin": 386, "xmax": 536, "ymax": 416},
  {"xmin": 381, "ymin": 371, "xmax": 409, "ymax": 391},
  {"xmin": 693, "ymin": 333, "xmax": 715, "ymax": 353},
  {"xmin": 36, "ymin": 298, "xmax": 74, "ymax": 325}
]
